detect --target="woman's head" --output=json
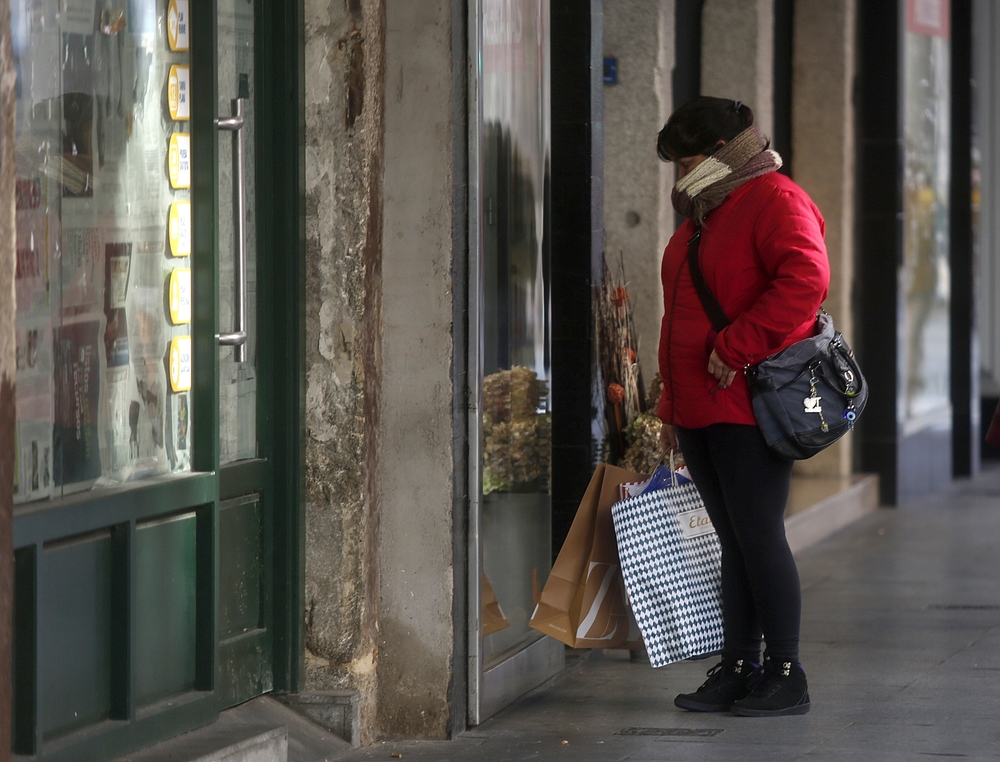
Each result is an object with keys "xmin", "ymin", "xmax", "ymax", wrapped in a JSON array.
[{"xmin": 657, "ymin": 96, "xmax": 755, "ymax": 163}]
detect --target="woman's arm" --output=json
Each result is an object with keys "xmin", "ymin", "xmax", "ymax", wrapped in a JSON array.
[{"xmin": 713, "ymin": 188, "xmax": 830, "ymax": 368}]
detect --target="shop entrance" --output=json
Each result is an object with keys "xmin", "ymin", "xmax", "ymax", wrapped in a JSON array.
[{"xmin": 9, "ymin": 1, "xmax": 301, "ymax": 758}]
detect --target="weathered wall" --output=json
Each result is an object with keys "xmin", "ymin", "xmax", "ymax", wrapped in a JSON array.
[
  {"xmin": 603, "ymin": 0, "xmax": 674, "ymax": 379},
  {"xmin": 376, "ymin": 0, "xmax": 456, "ymax": 739},
  {"xmin": 701, "ymin": 0, "xmax": 774, "ymax": 139},
  {"xmin": 301, "ymin": 0, "xmax": 457, "ymax": 743},
  {"xmin": 302, "ymin": 0, "xmax": 386, "ymax": 744},
  {"xmin": 790, "ymin": 0, "xmax": 857, "ymax": 477}
]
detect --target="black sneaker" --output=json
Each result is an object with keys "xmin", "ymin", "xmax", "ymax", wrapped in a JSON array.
[
  {"xmin": 730, "ymin": 656, "xmax": 811, "ymax": 716},
  {"xmin": 674, "ymin": 657, "xmax": 761, "ymax": 712}
]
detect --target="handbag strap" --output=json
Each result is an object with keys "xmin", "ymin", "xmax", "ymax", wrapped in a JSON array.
[{"xmin": 687, "ymin": 228, "xmax": 731, "ymax": 332}]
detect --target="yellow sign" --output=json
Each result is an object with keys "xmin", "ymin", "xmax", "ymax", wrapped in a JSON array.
[
  {"xmin": 168, "ymin": 65, "xmax": 191, "ymax": 121},
  {"xmin": 168, "ymin": 133, "xmax": 191, "ymax": 189},
  {"xmin": 167, "ymin": 0, "xmax": 190, "ymax": 52},
  {"xmin": 169, "ymin": 268, "xmax": 192, "ymax": 325},
  {"xmin": 169, "ymin": 336, "xmax": 193, "ymax": 392},
  {"xmin": 168, "ymin": 201, "xmax": 192, "ymax": 257}
]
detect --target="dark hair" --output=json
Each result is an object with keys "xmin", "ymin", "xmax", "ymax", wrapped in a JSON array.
[{"xmin": 657, "ymin": 96, "xmax": 755, "ymax": 162}]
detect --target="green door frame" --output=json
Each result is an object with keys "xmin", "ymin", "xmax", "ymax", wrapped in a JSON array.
[
  {"xmin": 255, "ymin": 0, "xmax": 307, "ymax": 696},
  {"xmin": 10, "ymin": 0, "xmax": 305, "ymax": 758}
]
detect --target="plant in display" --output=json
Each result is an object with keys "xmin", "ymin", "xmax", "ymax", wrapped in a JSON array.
[
  {"xmin": 482, "ymin": 366, "xmax": 551, "ymax": 494},
  {"xmin": 596, "ymin": 256, "xmax": 664, "ymax": 468}
]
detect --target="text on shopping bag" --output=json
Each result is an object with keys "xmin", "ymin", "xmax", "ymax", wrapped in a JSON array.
[{"xmin": 677, "ymin": 507, "xmax": 715, "ymax": 539}]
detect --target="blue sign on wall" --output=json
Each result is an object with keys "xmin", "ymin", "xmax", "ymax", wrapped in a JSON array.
[{"xmin": 603, "ymin": 57, "xmax": 618, "ymax": 84}]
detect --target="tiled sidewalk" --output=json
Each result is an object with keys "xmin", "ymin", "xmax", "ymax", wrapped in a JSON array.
[{"xmin": 352, "ymin": 466, "xmax": 1000, "ymax": 761}]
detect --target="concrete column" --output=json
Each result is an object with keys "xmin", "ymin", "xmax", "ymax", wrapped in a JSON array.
[
  {"xmin": 700, "ymin": 0, "xmax": 775, "ymax": 139},
  {"xmin": 377, "ymin": 0, "xmax": 456, "ymax": 739},
  {"xmin": 603, "ymin": 0, "xmax": 674, "ymax": 380},
  {"xmin": 790, "ymin": 0, "xmax": 856, "ymax": 478}
]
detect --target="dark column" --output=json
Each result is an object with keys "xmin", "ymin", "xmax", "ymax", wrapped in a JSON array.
[
  {"xmin": 673, "ymin": 0, "xmax": 703, "ymax": 109},
  {"xmin": 672, "ymin": 1, "xmax": 702, "ymax": 228},
  {"xmin": 550, "ymin": 0, "xmax": 604, "ymax": 555},
  {"xmin": 773, "ymin": 0, "xmax": 794, "ymax": 176},
  {"xmin": 856, "ymin": 0, "xmax": 903, "ymax": 505},
  {"xmin": 951, "ymin": 0, "xmax": 977, "ymax": 476}
]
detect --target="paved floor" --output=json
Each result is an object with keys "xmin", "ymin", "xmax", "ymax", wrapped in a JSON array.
[{"xmin": 350, "ymin": 465, "xmax": 1000, "ymax": 761}]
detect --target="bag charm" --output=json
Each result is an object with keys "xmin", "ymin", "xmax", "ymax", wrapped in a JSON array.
[
  {"xmin": 842, "ymin": 367, "xmax": 858, "ymax": 428},
  {"xmin": 803, "ymin": 367, "xmax": 829, "ymax": 433}
]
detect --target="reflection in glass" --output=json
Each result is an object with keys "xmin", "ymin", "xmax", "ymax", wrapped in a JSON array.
[
  {"xmin": 479, "ymin": 0, "xmax": 551, "ymax": 662},
  {"xmin": 217, "ymin": 0, "xmax": 257, "ymax": 465},
  {"xmin": 902, "ymin": 17, "xmax": 951, "ymax": 423},
  {"xmin": 13, "ymin": 0, "xmax": 193, "ymax": 504}
]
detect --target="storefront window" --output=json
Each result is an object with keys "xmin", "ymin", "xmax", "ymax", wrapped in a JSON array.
[
  {"xmin": 13, "ymin": 0, "xmax": 193, "ymax": 503},
  {"xmin": 902, "ymin": 0, "xmax": 951, "ymax": 425},
  {"xmin": 479, "ymin": 0, "xmax": 551, "ymax": 662}
]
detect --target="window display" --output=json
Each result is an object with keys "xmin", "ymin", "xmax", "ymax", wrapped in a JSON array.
[
  {"xmin": 13, "ymin": 0, "xmax": 193, "ymax": 503},
  {"xmin": 479, "ymin": 0, "xmax": 552, "ymax": 662},
  {"xmin": 902, "ymin": 0, "xmax": 951, "ymax": 424}
]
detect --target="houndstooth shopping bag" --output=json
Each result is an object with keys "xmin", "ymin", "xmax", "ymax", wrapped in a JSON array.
[{"xmin": 611, "ymin": 480, "xmax": 723, "ymax": 668}]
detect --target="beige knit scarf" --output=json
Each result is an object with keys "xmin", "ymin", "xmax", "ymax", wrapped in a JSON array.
[{"xmin": 671, "ymin": 125, "xmax": 783, "ymax": 224}]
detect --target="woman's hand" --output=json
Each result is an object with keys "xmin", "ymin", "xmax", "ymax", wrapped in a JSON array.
[
  {"xmin": 708, "ymin": 350, "xmax": 738, "ymax": 389},
  {"xmin": 659, "ymin": 422, "xmax": 679, "ymax": 453}
]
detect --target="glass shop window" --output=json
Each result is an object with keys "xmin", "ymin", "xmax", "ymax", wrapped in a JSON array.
[{"xmin": 13, "ymin": 0, "xmax": 194, "ymax": 504}]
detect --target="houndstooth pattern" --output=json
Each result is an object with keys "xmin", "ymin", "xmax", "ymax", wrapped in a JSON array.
[{"xmin": 611, "ymin": 484, "xmax": 723, "ymax": 668}]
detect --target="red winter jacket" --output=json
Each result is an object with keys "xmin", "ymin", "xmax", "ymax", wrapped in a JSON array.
[{"xmin": 657, "ymin": 172, "xmax": 830, "ymax": 428}]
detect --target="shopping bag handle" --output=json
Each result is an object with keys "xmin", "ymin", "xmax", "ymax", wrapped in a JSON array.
[{"xmin": 655, "ymin": 449, "xmax": 681, "ymax": 488}]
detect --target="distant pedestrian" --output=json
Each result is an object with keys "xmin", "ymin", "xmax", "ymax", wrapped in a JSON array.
[{"xmin": 656, "ymin": 96, "xmax": 830, "ymax": 716}]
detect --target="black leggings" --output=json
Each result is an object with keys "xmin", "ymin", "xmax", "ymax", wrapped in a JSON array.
[{"xmin": 676, "ymin": 423, "xmax": 801, "ymax": 663}]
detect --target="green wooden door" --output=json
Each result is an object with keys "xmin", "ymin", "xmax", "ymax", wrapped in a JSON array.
[
  {"xmin": 211, "ymin": 0, "xmax": 274, "ymax": 710},
  {"xmin": 9, "ymin": 0, "xmax": 301, "ymax": 758}
]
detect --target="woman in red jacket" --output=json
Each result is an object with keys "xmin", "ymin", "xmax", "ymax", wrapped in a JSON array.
[{"xmin": 657, "ymin": 97, "xmax": 829, "ymax": 717}]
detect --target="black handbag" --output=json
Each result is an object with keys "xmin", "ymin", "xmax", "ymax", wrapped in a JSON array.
[{"xmin": 686, "ymin": 228, "xmax": 867, "ymax": 460}]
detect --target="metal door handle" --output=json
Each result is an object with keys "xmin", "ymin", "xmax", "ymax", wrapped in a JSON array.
[{"xmin": 216, "ymin": 97, "xmax": 247, "ymax": 362}]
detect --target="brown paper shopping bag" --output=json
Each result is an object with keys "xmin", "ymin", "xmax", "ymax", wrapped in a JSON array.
[
  {"xmin": 529, "ymin": 463, "xmax": 645, "ymax": 649},
  {"xmin": 482, "ymin": 573, "xmax": 510, "ymax": 636}
]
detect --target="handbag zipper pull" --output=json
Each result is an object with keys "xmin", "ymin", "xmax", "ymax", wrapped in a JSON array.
[
  {"xmin": 844, "ymin": 369, "xmax": 857, "ymax": 397},
  {"xmin": 804, "ymin": 367, "xmax": 829, "ymax": 433}
]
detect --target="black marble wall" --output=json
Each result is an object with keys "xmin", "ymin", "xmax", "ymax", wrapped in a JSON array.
[
  {"xmin": 951, "ymin": 0, "xmax": 978, "ymax": 477},
  {"xmin": 773, "ymin": 0, "xmax": 794, "ymax": 177},
  {"xmin": 856, "ymin": 0, "xmax": 903, "ymax": 505},
  {"xmin": 550, "ymin": 0, "xmax": 604, "ymax": 556}
]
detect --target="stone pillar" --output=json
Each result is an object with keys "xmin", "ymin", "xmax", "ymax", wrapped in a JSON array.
[
  {"xmin": 0, "ymin": 2, "xmax": 15, "ymax": 757},
  {"xmin": 302, "ymin": 0, "xmax": 386, "ymax": 744},
  {"xmin": 603, "ymin": 0, "xmax": 674, "ymax": 380},
  {"xmin": 700, "ymin": 0, "xmax": 775, "ymax": 139},
  {"xmin": 377, "ymin": 0, "xmax": 456, "ymax": 739},
  {"xmin": 790, "ymin": 0, "xmax": 856, "ymax": 478}
]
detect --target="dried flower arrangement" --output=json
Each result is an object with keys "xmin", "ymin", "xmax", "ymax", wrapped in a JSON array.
[
  {"xmin": 597, "ymin": 257, "xmax": 669, "ymax": 470},
  {"xmin": 482, "ymin": 366, "xmax": 552, "ymax": 494}
]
